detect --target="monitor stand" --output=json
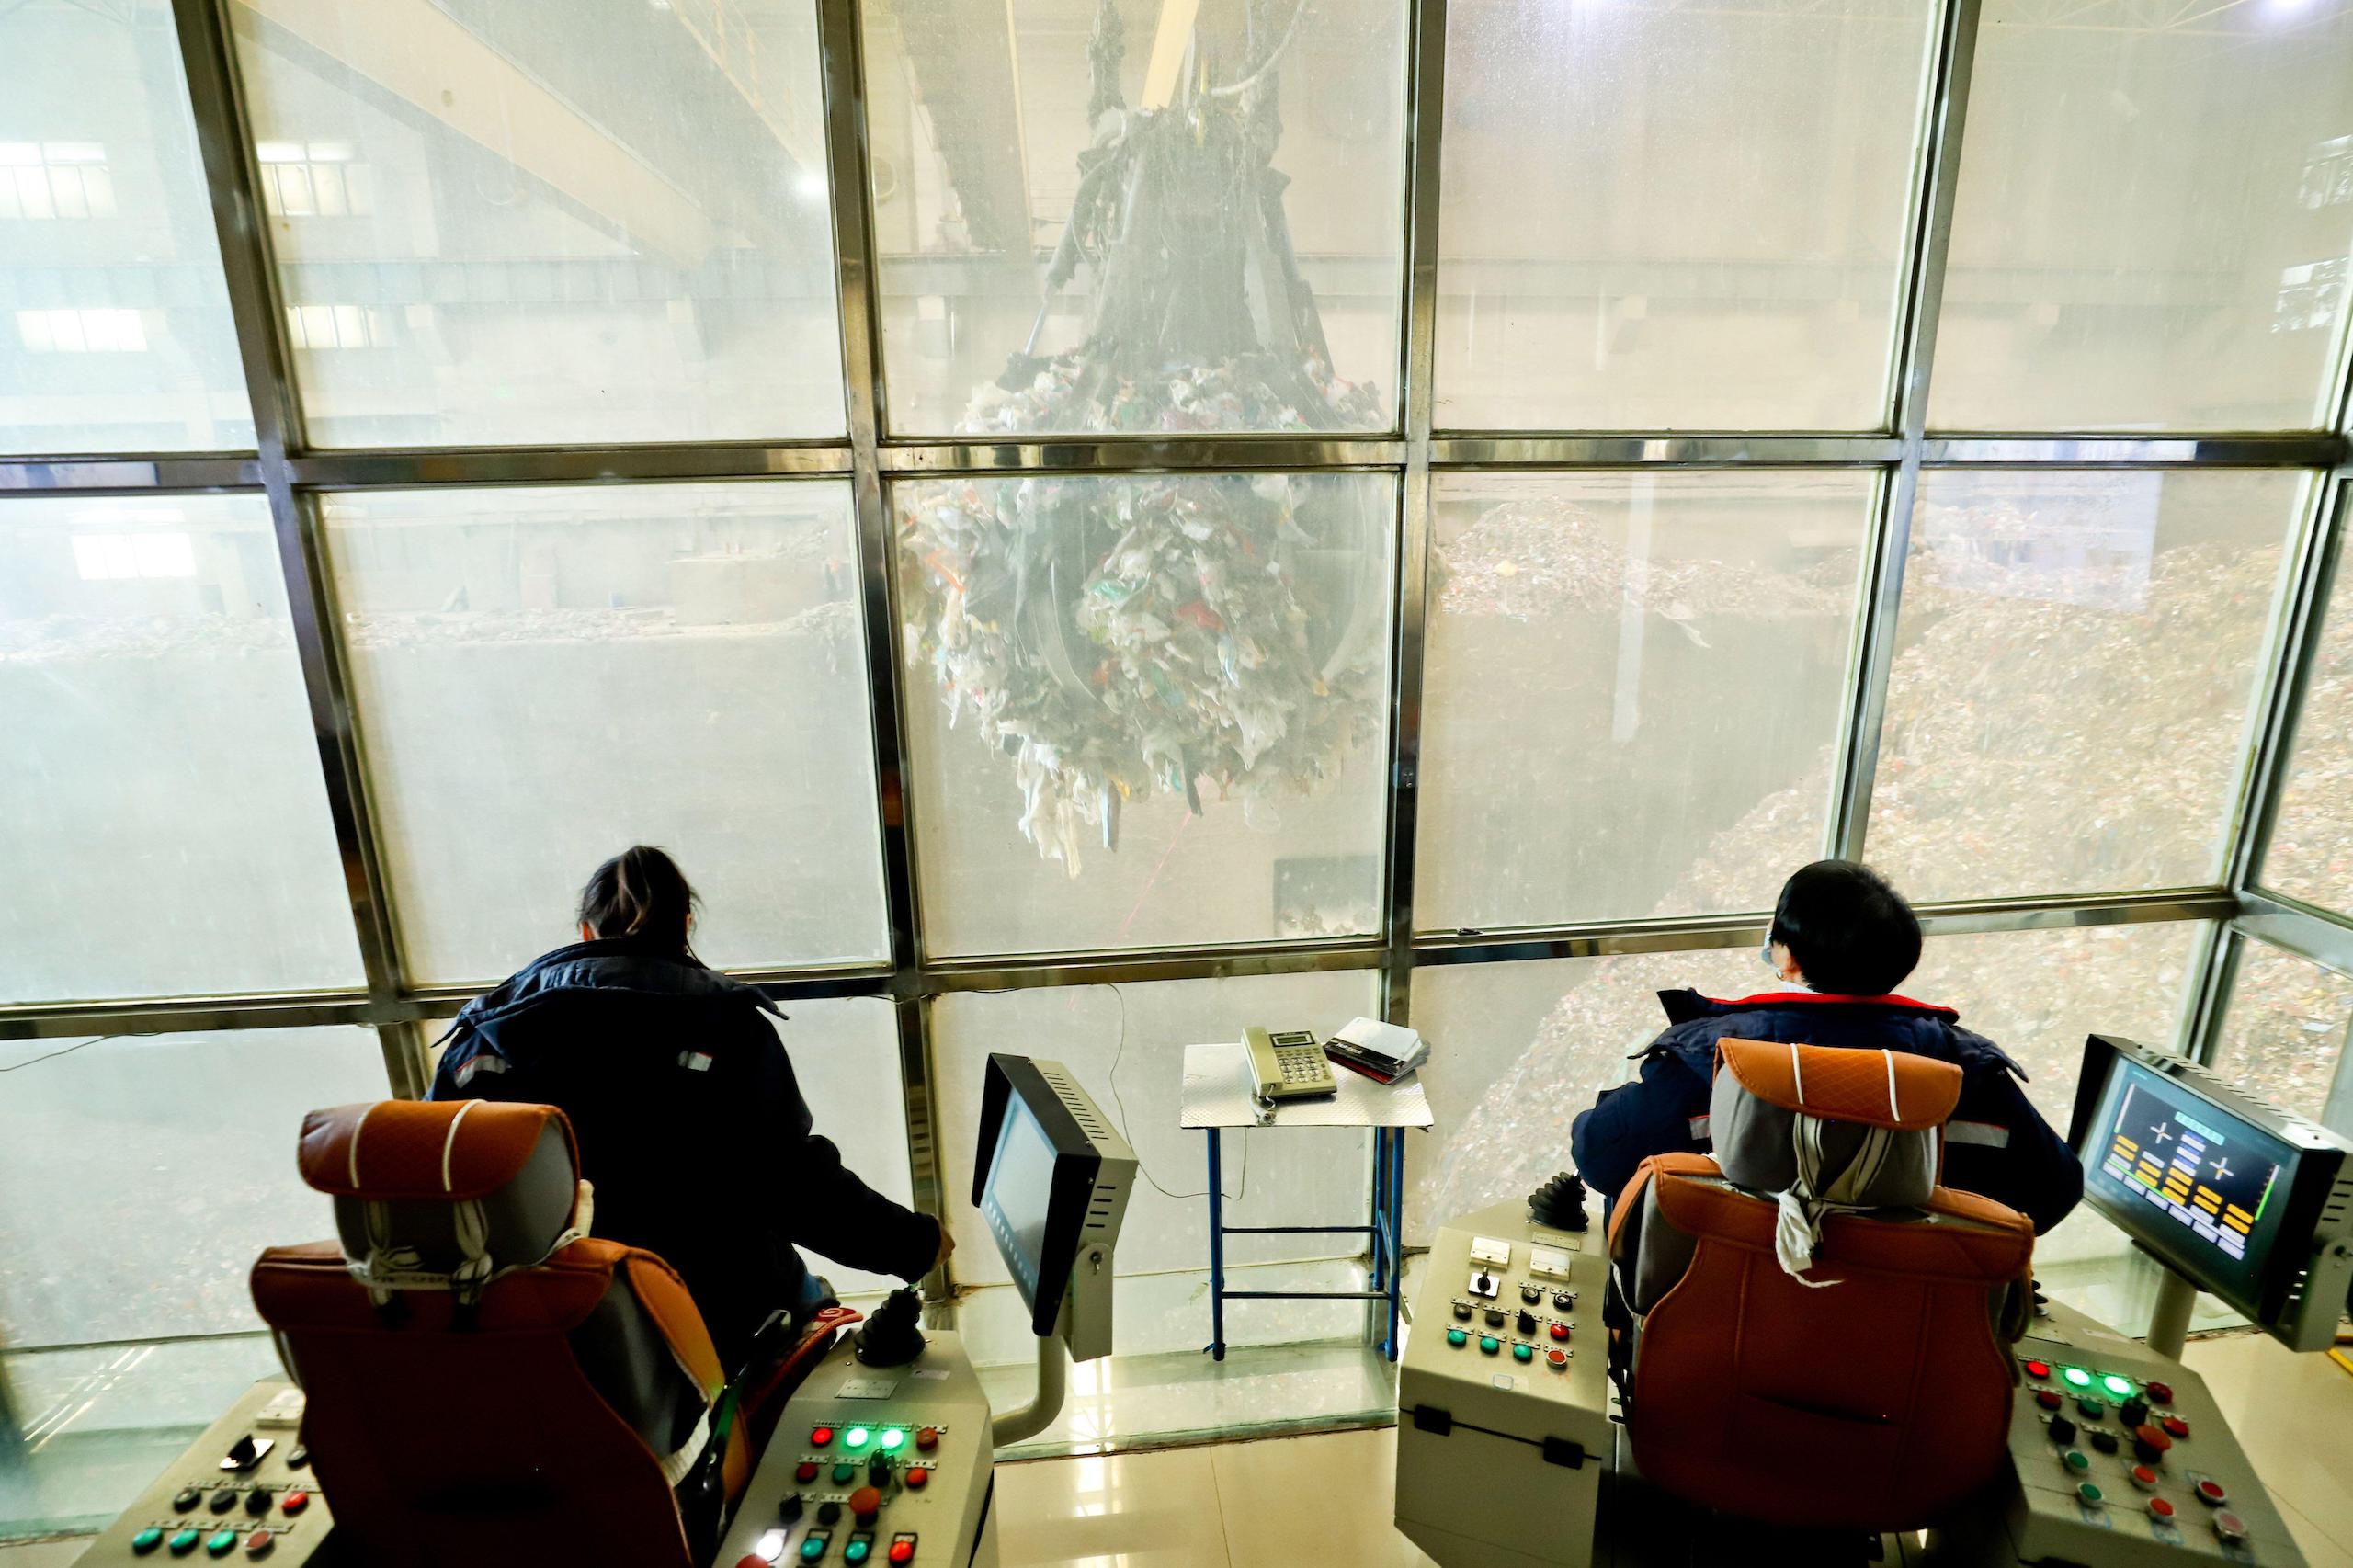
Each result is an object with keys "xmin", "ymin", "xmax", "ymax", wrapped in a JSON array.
[
  {"xmin": 990, "ymin": 1332, "xmax": 1070, "ymax": 1446},
  {"xmin": 2145, "ymin": 1261, "xmax": 2200, "ymax": 1362}
]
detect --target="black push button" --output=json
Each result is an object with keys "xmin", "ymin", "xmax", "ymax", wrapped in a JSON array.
[
  {"xmin": 818, "ymin": 1502, "xmax": 843, "ymax": 1527},
  {"xmin": 283, "ymin": 1447, "xmax": 308, "ymax": 1471},
  {"xmin": 174, "ymin": 1489, "xmax": 203, "ymax": 1513},
  {"xmin": 244, "ymin": 1491, "xmax": 271, "ymax": 1517},
  {"xmin": 2091, "ymin": 1431, "xmax": 2120, "ymax": 1455},
  {"xmin": 1452, "ymin": 1303, "xmax": 1472, "ymax": 1322},
  {"xmin": 1519, "ymin": 1286, "xmax": 1541, "ymax": 1304},
  {"xmin": 209, "ymin": 1491, "xmax": 237, "ymax": 1515},
  {"xmin": 781, "ymin": 1494, "xmax": 805, "ymax": 1522},
  {"xmin": 2119, "ymin": 1399, "xmax": 2149, "ymax": 1428},
  {"xmin": 1483, "ymin": 1309, "xmax": 1506, "ymax": 1328},
  {"xmin": 2048, "ymin": 1416, "xmax": 2076, "ymax": 1446}
]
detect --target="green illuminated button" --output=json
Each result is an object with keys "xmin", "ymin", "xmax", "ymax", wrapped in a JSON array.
[
  {"xmin": 2102, "ymin": 1374, "xmax": 2135, "ymax": 1399},
  {"xmin": 1479, "ymin": 1336, "xmax": 1501, "ymax": 1356},
  {"xmin": 132, "ymin": 1528, "xmax": 165, "ymax": 1555},
  {"xmin": 833, "ymin": 1463, "xmax": 858, "ymax": 1485},
  {"xmin": 1445, "ymin": 1329, "xmax": 1467, "ymax": 1347},
  {"xmin": 880, "ymin": 1430, "xmax": 905, "ymax": 1451},
  {"xmin": 845, "ymin": 1427, "xmax": 870, "ymax": 1449},
  {"xmin": 2076, "ymin": 1483, "xmax": 2105, "ymax": 1508},
  {"xmin": 168, "ymin": 1529, "xmax": 201, "ymax": 1556},
  {"xmin": 2062, "ymin": 1368, "xmax": 2093, "ymax": 1390},
  {"xmin": 2061, "ymin": 1451, "xmax": 2091, "ymax": 1475},
  {"xmin": 206, "ymin": 1530, "xmax": 238, "ymax": 1557},
  {"xmin": 1512, "ymin": 1343, "xmax": 1534, "ymax": 1364},
  {"xmin": 801, "ymin": 1534, "xmax": 832, "ymax": 1562},
  {"xmin": 845, "ymin": 1540, "xmax": 872, "ymax": 1565}
]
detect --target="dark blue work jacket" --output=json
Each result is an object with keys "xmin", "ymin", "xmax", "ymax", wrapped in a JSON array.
[
  {"xmin": 427, "ymin": 937, "xmax": 940, "ymax": 1366},
  {"xmin": 1570, "ymin": 990, "xmax": 2084, "ymax": 1234}
]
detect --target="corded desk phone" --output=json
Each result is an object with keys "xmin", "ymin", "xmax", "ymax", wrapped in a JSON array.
[{"xmin": 1245, "ymin": 1026, "xmax": 1338, "ymax": 1102}]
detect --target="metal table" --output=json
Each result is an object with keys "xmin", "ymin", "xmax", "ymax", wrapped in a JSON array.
[{"xmin": 1179, "ymin": 1040, "xmax": 1435, "ymax": 1362}]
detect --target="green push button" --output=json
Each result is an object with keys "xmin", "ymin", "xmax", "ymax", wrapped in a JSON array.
[
  {"xmin": 1512, "ymin": 1343, "xmax": 1534, "ymax": 1364},
  {"xmin": 2076, "ymin": 1482, "xmax": 2105, "ymax": 1507},
  {"xmin": 2102, "ymin": 1374, "xmax": 2134, "ymax": 1399},
  {"xmin": 844, "ymin": 1427, "xmax": 870, "ymax": 1449},
  {"xmin": 205, "ymin": 1530, "xmax": 238, "ymax": 1557},
  {"xmin": 2062, "ymin": 1367, "xmax": 2093, "ymax": 1390},
  {"xmin": 846, "ymin": 1538, "xmax": 873, "ymax": 1565},
  {"xmin": 1445, "ymin": 1328, "xmax": 1467, "ymax": 1347},
  {"xmin": 1479, "ymin": 1336, "xmax": 1500, "ymax": 1356},
  {"xmin": 132, "ymin": 1528, "xmax": 164, "ymax": 1555},
  {"xmin": 833, "ymin": 1463, "xmax": 858, "ymax": 1485},
  {"xmin": 880, "ymin": 1430, "xmax": 905, "ymax": 1451},
  {"xmin": 168, "ymin": 1529, "xmax": 201, "ymax": 1556},
  {"xmin": 801, "ymin": 1533, "xmax": 832, "ymax": 1562},
  {"xmin": 2061, "ymin": 1450, "xmax": 2091, "ymax": 1475}
]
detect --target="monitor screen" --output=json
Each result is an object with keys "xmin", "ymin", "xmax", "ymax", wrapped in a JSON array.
[
  {"xmin": 981, "ymin": 1095, "xmax": 1060, "ymax": 1312},
  {"xmin": 2082, "ymin": 1053, "xmax": 2303, "ymax": 1306}
]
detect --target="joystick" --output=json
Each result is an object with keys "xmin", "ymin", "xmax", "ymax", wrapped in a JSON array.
[
  {"xmin": 856, "ymin": 1289, "xmax": 928, "ymax": 1368},
  {"xmin": 1527, "ymin": 1173, "xmax": 1590, "ymax": 1233}
]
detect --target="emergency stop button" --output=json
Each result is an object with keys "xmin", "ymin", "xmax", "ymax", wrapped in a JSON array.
[
  {"xmin": 849, "ymin": 1488, "xmax": 883, "ymax": 1527},
  {"xmin": 2196, "ymin": 1480, "xmax": 2228, "ymax": 1506}
]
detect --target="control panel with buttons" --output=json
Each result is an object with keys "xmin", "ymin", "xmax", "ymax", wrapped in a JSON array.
[
  {"xmin": 1396, "ymin": 1199, "xmax": 1612, "ymax": 1568},
  {"xmin": 70, "ymin": 1383, "xmax": 331, "ymax": 1566},
  {"xmin": 1987, "ymin": 1299, "xmax": 2305, "ymax": 1567},
  {"xmin": 712, "ymin": 1327, "xmax": 994, "ymax": 1568}
]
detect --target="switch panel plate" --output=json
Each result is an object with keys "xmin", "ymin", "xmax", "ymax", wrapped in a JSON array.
[
  {"xmin": 71, "ymin": 1381, "xmax": 334, "ymax": 1566},
  {"xmin": 1468, "ymin": 1236, "xmax": 1515, "ymax": 1267}
]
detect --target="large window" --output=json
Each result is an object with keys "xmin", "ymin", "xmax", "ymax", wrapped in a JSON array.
[
  {"xmin": 1437, "ymin": 0, "xmax": 1938, "ymax": 431},
  {"xmin": 2260, "ymin": 506, "xmax": 2353, "ymax": 915},
  {"xmin": 1868, "ymin": 470, "xmax": 2307, "ymax": 901},
  {"xmin": 1932, "ymin": 0, "xmax": 2353, "ymax": 432},
  {"xmin": 2211, "ymin": 937, "xmax": 2353, "ymax": 1132},
  {"xmin": 323, "ymin": 481, "xmax": 890, "ymax": 983},
  {"xmin": 226, "ymin": 0, "xmax": 846, "ymax": 444},
  {"xmin": 0, "ymin": 0, "xmax": 251, "ymax": 451},
  {"xmin": 1417, "ymin": 472, "xmax": 1871, "ymax": 930},
  {"xmin": 0, "ymin": 495, "xmax": 360, "ymax": 1003}
]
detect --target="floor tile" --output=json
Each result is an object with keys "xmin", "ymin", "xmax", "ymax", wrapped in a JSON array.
[
  {"xmin": 995, "ymin": 1445, "xmax": 1231, "ymax": 1568},
  {"xmin": 2183, "ymin": 1330, "xmax": 2353, "ymax": 1565},
  {"xmin": 1209, "ymin": 1427, "xmax": 1433, "ymax": 1568}
]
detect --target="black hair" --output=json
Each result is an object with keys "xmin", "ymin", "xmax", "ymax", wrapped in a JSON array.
[
  {"xmin": 1768, "ymin": 859, "xmax": 1921, "ymax": 997},
  {"xmin": 577, "ymin": 846, "xmax": 699, "ymax": 954}
]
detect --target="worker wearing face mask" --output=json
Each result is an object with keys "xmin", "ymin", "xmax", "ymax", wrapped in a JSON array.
[{"xmin": 1570, "ymin": 859, "xmax": 2083, "ymax": 1233}]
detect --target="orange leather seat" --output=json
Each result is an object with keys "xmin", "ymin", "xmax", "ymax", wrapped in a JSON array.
[
  {"xmin": 1608, "ymin": 1040, "xmax": 2035, "ymax": 1532},
  {"xmin": 249, "ymin": 1100, "xmax": 824, "ymax": 1567}
]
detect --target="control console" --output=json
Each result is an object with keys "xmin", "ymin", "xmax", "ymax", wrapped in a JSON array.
[
  {"xmin": 71, "ymin": 1381, "xmax": 332, "ymax": 1565},
  {"xmin": 713, "ymin": 1327, "xmax": 996, "ymax": 1568},
  {"xmin": 1970, "ymin": 1300, "xmax": 2306, "ymax": 1568},
  {"xmin": 1396, "ymin": 1198, "xmax": 1614, "ymax": 1568}
]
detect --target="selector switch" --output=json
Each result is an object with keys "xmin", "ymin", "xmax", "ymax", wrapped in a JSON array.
[
  {"xmin": 1552, "ymin": 1292, "xmax": 1574, "ymax": 1312},
  {"xmin": 1519, "ymin": 1285, "xmax": 1542, "ymax": 1305},
  {"xmin": 1469, "ymin": 1272, "xmax": 1499, "ymax": 1299},
  {"xmin": 1516, "ymin": 1310, "xmax": 1538, "ymax": 1336},
  {"xmin": 867, "ymin": 1459, "xmax": 891, "ymax": 1486},
  {"xmin": 781, "ymin": 1494, "xmax": 805, "ymax": 1523},
  {"xmin": 1452, "ymin": 1303, "xmax": 1472, "ymax": 1322}
]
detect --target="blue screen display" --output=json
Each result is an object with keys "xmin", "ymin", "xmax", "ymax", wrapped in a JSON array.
[{"xmin": 981, "ymin": 1096, "xmax": 1059, "ymax": 1312}]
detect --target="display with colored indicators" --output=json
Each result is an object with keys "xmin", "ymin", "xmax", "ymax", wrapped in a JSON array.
[{"xmin": 2083, "ymin": 1054, "xmax": 2300, "ymax": 1301}]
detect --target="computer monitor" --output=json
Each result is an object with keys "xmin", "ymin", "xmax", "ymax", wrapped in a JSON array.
[
  {"xmin": 971, "ymin": 1054, "xmax": 1136, "ymax": 1360},
  {"xmin": 2070, "ymin": 1035, "xmax": 2353, "ymax": 1352}
]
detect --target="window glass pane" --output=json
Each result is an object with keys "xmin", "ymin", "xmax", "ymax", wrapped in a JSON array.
[
  {"xmin": 0, "ymin": 495, "xmax": 361, "ymax": 1002},
  {"xmin": 932, "ymin": 971, "xmax": 1380, "ymax": 1359},
  {"xmin": 324, "ymin": 482, "xmax": 887, "ymax": 983},
  {"xmin": 781, "ymin": 998, "xmax": 917, "ymax": 1297},
  {"xmin": 227, "ymin": 0, "xmax": 845, "ymax": 445},
  {"xmin": 2259, "ymin": 514, "xmax": 2353, "ymax": 914},
  {"xmin": 1931, "ymin": 0, "xmax": 2353, "ymax": 432},
  {"xmin": 1436, "ymin": 0, "xmax": 1936, "ymax": 432},
  {"xmin": 1869, "ymin": 470, "xmax": 2303, "ymax": 901},
  {"xmin": 0, "ymin": 1027, "xmax": 388, "ymax": 1349},
  {"xmin": 0, "ymin": 0, "xmax": 252, "ymax": 452},
  {"xmin": 1417, "ymin": 472, "xmax": 1870, "ymax": 930},
  {"xmin": 861, "ymin": 0, "xmax": 1407, "ymax": 436},
  {"xmin": 2211, "ymin": 938, "xmax": 2353, "ymax": 1133},
  {"xmin": 897, "ymin": 472, "xmax": 1396, "ymax": 955}
]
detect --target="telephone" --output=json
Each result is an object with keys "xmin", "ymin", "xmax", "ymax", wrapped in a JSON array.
[{"xmin": 1245, "ymin": 1026, "xmax": 1339, "ymax": 1102}]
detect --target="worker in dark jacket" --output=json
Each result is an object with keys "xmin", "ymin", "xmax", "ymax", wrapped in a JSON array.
[
  {"xmin": 1572, "ymin": 860, "xmax": 2083, "ymax": 1234},
  {"xmin": 428, "ymin": 846, "xmax": 949, "ymax": 1365}
]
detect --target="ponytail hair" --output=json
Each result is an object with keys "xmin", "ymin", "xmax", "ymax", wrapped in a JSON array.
[{"xmin": 577, "ymin": 846, "xmax": 699, "ymax": 954}]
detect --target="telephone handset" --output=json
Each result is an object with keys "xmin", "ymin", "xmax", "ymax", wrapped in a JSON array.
[{"xmin": 1245, "ymin": 1026, "xmax": 1339, "ymax": 1103}]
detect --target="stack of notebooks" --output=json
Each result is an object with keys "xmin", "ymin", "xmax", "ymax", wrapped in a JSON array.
[{"xmin": 1323, "ymin": 1017, "xmax": 1430, "ymax": 1085}]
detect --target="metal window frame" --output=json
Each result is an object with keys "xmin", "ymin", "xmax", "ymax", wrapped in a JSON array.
[{"xmin": 4, "ymin": 0, "xmax": 2353, "ymax": 1394}]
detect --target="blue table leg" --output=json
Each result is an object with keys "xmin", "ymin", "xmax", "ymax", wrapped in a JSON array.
[
  {"xmin": 1206, "ymin": 1128, "xmax": 1226, "ymax": 1361},
  {"xmin": 1374, "ymin": 1125, "xmax": 1392, "ymax": 1356},
  {"xmin": 1369, "ymin": 1127, "xmax": 1390, "ymax": 1296}
]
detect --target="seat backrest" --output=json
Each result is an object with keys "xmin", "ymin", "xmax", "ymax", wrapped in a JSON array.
[
  {"xmin": 250, "ymin": 1102, "xmax": 747, "ymax": 1568},
  {"xmin": 1606, "ymin": 1041, "xmax": 2036, "ymax": 1532}
]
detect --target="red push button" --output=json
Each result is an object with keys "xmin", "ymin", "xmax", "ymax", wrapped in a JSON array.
[
  {"xmin": 2130, "ymin": 1465, "xmax": 2159, "ymax": 1491},
  {"xmin": 2146, "ymin": 1381, "xmax": 2175, "ymax": 1405},
  {"xmin": 915, "ymin": 1428, "xmax": 938, "ymax": 1453},
  {"xmin": 737, "ymin": 1559, "xmax": 769, "ymax": 1568},
  {"xmin": 2162, "ymin": 1416, "xmax": 2190, "ymax": 1440},
  {"xmin": 795, "ymin": 1462, "xmax": 821, "ymax": 1483},
  {"xmin": 278, "ymin": 1493, "xmax": 307, "ymax": 1517},
  {"xmin": 2024, "ymin": 1359, "xmax": 2052, "ymax": 1380},
  {"xmin": 905, "ymin": 1467, "xmax": 929, "ymax": 1490},
  {"xmin": 2214, "ymin": 1510, "xmax": 2249, "ymax": 1544},
  {"xmin": 1546, "ymin": 1348, "xmax": 1568, "ymax": 1370},
  {"xmin": 2035, "ymin": 1390, "xmax": 2063, "ymax": 1411},
  {"xmin": 848, "ymin": 1486, "xmax": 883, "ymax": 1527},
  {"xmin": 887, "ymin": 1539, "xmax": 916, "ymax": 1565},
  {"xmin": 2197, "ymin": 1480, "xmax": 2227, "ymax": 1506},
  {"xmin": 2148, "ymin": 1497, "xmax": 2177, "ymax": 1522},
  {"xmin": 812, "ymin": 1426, "xmax": 835, "ymax": 1448},
  {"xmin": 242, "ymin": 1533, "xmax": 272, "ymax": 1560},
  {"xmin": 1549, "ymin": 1323, "xmax": 1570, "ymax": 1342}
]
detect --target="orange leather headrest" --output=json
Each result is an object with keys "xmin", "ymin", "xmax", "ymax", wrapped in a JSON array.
[
  {"xmin": 1716, "ymin": 1039, "xmax": 1961, "ymax": 1131},
  {"xmin": 297, "ymin": 1101, "xmax": 579, "ymax": 1201}
]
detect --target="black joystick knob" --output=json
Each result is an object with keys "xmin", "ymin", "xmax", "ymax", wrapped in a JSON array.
[
  {"xmin": 1472, "ymin": 1272, "xmax": 1495, "ymax": 1295},
  {"xmin": 224, "ymin": 1437, "xmax": 259, "ymax": 1470},
  {"xmin": 779, "ymin": 1494, "xmax": 804, "ymax": 1523},
  {"xmin": 856, "ymin": 1288, "xmax": 928, "ymax": 1368},
  {"xmin": 1528, "ymin": 1173, "xmax": 1591, "ymax": 1233},
  {"xmin": 1516, "ymin": 1310, "xmax": 1538, "ymax": 1337}
]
